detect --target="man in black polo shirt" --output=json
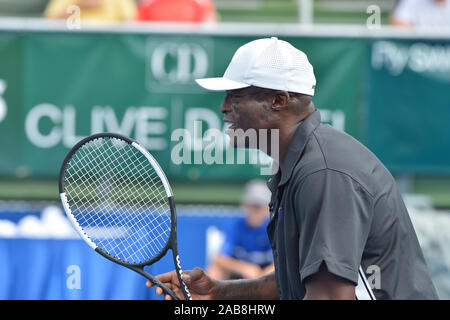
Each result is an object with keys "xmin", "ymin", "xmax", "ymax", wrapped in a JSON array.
[{"xmin": 148, "ymin": 38, "xmax": 438, "ymax": 300}]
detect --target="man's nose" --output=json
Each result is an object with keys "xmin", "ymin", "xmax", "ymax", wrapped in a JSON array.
[{"xmin": 220, "ymin": 95, "xmax": 232, "ymax": 114}]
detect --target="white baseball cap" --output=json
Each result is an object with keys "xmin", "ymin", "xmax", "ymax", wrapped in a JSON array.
[
  {"xmin": 196, "ymin": 37, "xmax": 316, "ymax": 96},
  {"xmin": 242, "ymin": 179, "xmax": 271, "ymax": 206}
]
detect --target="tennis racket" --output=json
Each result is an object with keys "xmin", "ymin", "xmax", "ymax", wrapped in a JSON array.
[{"xmin": 58, "ymin": 132, "xmax": 191, "ymax": 300}]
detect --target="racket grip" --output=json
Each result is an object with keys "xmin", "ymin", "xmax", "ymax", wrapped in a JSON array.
[
  {"xmin": 150, "ymin": 277, "xmax": 180, "ymax": 300},
  {"xmin": 129, "ymin": 265, "xmax": 181, "ymax": 300}
]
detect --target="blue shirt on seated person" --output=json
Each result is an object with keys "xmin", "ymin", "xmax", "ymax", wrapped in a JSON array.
[
  {"xmin": 207, "ymin": 180, "xmax": 274, "ymax": 280},
  {"xmin": 220, "ymin": 216, "xmax": 273, "ymax": 269}
]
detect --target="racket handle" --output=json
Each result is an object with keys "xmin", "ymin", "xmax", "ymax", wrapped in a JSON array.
[
  {"xmin": 150, "ymin": 277, "xmax": 180, "ymax": 300},
  {"xmin": 129, "ymin": 266, "xmax": 180, "ymax": 300}
]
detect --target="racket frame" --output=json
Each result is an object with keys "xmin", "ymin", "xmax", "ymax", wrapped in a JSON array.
[{"xmin": 59, "ymin": 132, "xmax": 191, "ymax": 300}]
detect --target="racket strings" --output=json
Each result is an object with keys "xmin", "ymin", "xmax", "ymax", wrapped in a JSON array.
[
  {"xmin": 109, "ymin": 148, "xmax": 172, "ymax": 258},
  {"xmin": 81, "ymin": 142, "xmax": 171, "ymax": 260},
  {"xmin": 75, "ymin": 146, "xmax": 164, "ymax": 237},
  {"xmin": 64, "ymin": 137, "xmax": 171, "ymax": 263},
  {"xmin": 68, "ymin": 144, "xmax": 156, "ymax": 260},
  {"xmin": 69, "ymin": 142, "xmax": 170, "ymax": 261}
]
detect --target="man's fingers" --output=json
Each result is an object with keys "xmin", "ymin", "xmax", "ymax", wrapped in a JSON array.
[
  {"xmin": 147, "ymin": 279, "xmax": 175, "ymax": 290},
  {"xmin": 148, "ymin": 268, "xmax": 204, "ymax": 299},
  {"xmin": 155, "ymin": 270, "xmax": 178, "ymax": 283},
  {"xmin": 184, "ymin": 267, "xmax": 204, "ymax": 283},
  {"xmin": 158, "ymin": 287, "xmax": 182, "ymax": 300},
  {"xmin": 155, "ymin": 284, "xmax": 173, "ymax": 295},
  {"xmin": 154, "ymin": 281, "xmax": 182, "ymax": 298}
]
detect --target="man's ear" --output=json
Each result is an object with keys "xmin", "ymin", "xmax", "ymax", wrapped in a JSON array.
[{"xmin": 272, "ymin": 91, "xmax": 290, "ymax": 111}]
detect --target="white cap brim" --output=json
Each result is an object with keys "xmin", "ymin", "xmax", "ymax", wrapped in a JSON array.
[{"xmin": 195, "ymin": 77, "xmax": 251, "ymax": 91}]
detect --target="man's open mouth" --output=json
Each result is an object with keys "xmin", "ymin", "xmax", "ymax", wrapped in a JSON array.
[{"xmin": 224, "ymin": 121, "xmax": 236, "ymax": 130}]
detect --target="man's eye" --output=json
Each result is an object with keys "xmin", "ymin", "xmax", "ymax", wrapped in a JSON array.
[{"xmin": 231, "ymin": 99, "xmax": 239, "ymax": 109}]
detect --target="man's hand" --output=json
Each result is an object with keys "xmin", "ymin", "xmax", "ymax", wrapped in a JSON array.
[
  {"xmin": 147, "ymin": 268, "xmax": 279, "ymax": 300},
  {"xmin": 146, "ymin": 267, "xmax": 219, "ymax": 300}
]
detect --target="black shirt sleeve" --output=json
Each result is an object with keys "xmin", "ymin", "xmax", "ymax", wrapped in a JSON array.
[{"xmin": 294, "ymin": 168, "xmax": 374, "ymax": 285}]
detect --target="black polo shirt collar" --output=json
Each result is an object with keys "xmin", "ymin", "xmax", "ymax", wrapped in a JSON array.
[{"xmin": 269, "ymin": 110, "xmax": 321, "ymax": 192}]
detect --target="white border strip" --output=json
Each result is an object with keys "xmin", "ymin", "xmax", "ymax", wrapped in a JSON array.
[
  {"xmin": 356, "ymin": 265, "xmax": 376, "ymax": 300},
  {"xmin": 60, "ymin": 192, "xmax": 97, "ymax": 249},
  {"xmin": 1, "ymin": 18, "xmax": 450, "ymax": 39},
  {"xmin": 132, "ymin": 142, "xmax": 173, "ymax": 198}
]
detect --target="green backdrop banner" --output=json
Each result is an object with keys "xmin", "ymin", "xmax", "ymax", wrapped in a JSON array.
[
  {"xmin": 367, "ymin": 39, "xmax": 450, "ymax": 174},
  {"xmin": 0, "ymin": 30, "xmax": 448, "ymax": 180}
]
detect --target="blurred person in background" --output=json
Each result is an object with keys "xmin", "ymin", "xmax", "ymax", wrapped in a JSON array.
[
  {"xmin": 137, "ymin": 0, "xmax": 217, "ymax": 23},
  {"xmin": 44, "ymin": 0, "xmax": 137, "ymax": 22},
  {"xmin": 391, "ymin": 0, "xmax": 450, "ymax": 27},
  {"xmin": 207, "ymin": 180, "xmax": 274, "ymax": 280}
]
